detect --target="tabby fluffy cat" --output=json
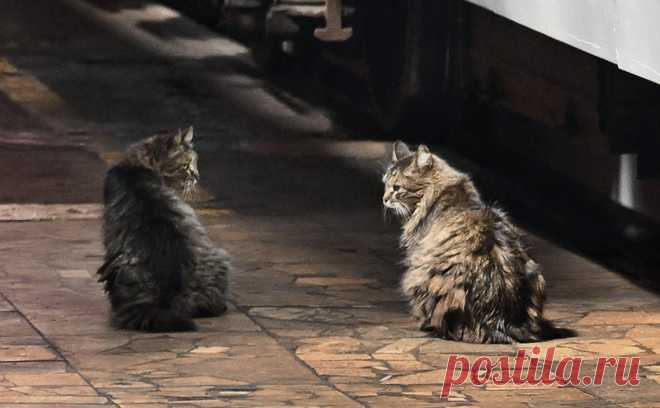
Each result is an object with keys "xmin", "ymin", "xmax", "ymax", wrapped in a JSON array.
[
  {"xmin": 98, "ymin": 127, "xmax": 230, "ymax": 332},
  {"xmin": 383, "ymin": 141, "xmax": 572, "ymax": 344}
]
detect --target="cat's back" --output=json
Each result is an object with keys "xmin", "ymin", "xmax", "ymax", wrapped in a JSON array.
[
  {"xmin": 103, "ymin": 165, "xmax": 191, "ymax": 243},
  {"xmin": 411, "ymin": 205, "xmax": 508, "ymax": 266},
  {"xmin": 105, "ymin": 164, "xmax": 194, "ymax": 217},
  {"xmin": 104, "ymin": 165, "xmax": 165, "ymax": 207}
]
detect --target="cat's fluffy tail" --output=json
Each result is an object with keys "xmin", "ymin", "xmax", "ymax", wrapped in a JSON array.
[
  {"xmin": 112, "ymin": 302, "xmax": 196, "ymax": 332},
  {"xmin": 539, "ymin": 319, "xmax": 577, "ymax": 341},
  {"xmin": 507, "ymin": 319, "xmax": 577, "ymax": 343}
]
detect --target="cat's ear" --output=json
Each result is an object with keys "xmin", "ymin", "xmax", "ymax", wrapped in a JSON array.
[
  {"xmin": 415, "ymin": 145, "xmax": 433, "ymax": 170},
  {"xmin": 168, "ymin": 130, "xmax": 184, "ymax": 148},
  {"xmin": 392, "ymin": 141, "xmax": 412, "ymax": 162},
  {"xmin": 182, "ymin": 126, "xmax": 194, "ymax": 144},
  {"xmin": 168, "ymin": 127, "xmax": 193, "ymax": 149}
]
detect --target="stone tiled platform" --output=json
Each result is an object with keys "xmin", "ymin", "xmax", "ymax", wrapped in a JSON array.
[{"xmin": 1, "ymin": 215, "xmax": 659, "ymax": 408}]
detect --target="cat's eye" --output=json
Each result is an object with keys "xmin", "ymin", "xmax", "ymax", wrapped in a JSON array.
[{"xmin": 392, "ymin": 185, "xmax": 401, "ymax": 192}]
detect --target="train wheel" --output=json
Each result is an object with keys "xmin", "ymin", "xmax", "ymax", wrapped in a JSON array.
[{"xmin": 358, "ymin": 0, "xmax": 463, "ymax": 135}]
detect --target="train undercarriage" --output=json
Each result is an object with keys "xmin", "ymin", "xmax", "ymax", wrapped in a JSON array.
[{"xmin": 166, "ymin": 0, "xmax": 660, "ymax": 279}]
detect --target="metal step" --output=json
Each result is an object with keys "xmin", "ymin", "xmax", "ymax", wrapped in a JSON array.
[{"xmin": 224, "ymin": 0, "xmax": 264, "ymax": 9}]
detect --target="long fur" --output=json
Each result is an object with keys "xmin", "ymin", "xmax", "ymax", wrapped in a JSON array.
[
  {"xmin": 98, "ymin": 129, "xmax": 230, "ymax": 332},
  {"xmin": 384, "ymin": 142, "xmax": 575, "ymax": 344}
]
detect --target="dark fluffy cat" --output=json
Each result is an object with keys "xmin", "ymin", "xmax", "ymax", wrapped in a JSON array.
[
  {"xmin": 98, "ymin": 127, "xmax": 230, "ymax": 332},
  {"xmin": 383, "ymin": 141, "xmax": 573, "ymax": 344}
]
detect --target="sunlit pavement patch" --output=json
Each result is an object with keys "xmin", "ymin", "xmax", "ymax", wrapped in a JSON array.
[
  {"xmin": 195, "ymin": 207, "xmax": 235, "ymax": 217},
  {"xmin": 0, "ymin": 204, "xmax": 103, "ymax": 221},
  {"xmin": 0, "ymin": 200, "xmax": 227, "ymax": 222},
  {"xmin": 0, "ymin": 58, "xmax": 79, "ymax": 123},
  {"xmin": 295, "ymin": 277, "xmax": 376, "ymax": 286},
  {"xmin": 56, "ymin": 269, "xmax": 92, "ymax": 279},
  {"xmin": 232, "ymin": 140, "xmax": 388, "ymax": 161},
  {"xmin": 0, "ymin": 345, "xmax": 59, "ymax": 362}
]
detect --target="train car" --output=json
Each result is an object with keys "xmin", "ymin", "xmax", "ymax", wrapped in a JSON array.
[{"xmin": 174, "ymin": 0, "xmax": 660, "ymax": 263}]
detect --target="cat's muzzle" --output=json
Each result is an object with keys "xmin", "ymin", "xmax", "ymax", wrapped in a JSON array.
[
  {"xmin": 383, "ymin": 200, "xmax": 411, "ymax": 219},
  {"xmin": 182, "ymin": 177, "xmax": 198, "ymax": 200}
]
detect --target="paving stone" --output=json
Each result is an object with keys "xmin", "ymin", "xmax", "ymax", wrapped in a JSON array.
[
  {"xmin": 0, "ymin": 313, "xmax": 39, "ymax": 338},
  {"xmin": 249, "ymin": 307, "xmax": 412, "ymax": 329},
  {"xmin": 65, "ymin": 333, "xmax": 320, "ymax": 387},
  {"xmin": 21, "ymin": 312, "xmax": 116, "ymax": 337},
  {"xmin": 295, "ymin": 277, "xmax": 376, "ymax": 286},
  {"xmin": 576, "ymin": 311, "xmax": 660, "ymax": 326},
  {"xmin": 156, "ymin": 376, "xmax": 248, "ymax": 387},
  {"xmin": 384, "ymin": 359, "xmax": 435, "ymax": 372},
  {"xmin": 465, "ymin": 387, "xmax": 595, "ymax": 403},
  {"xmin": 189, "ymin": 346, "xmax": 230, "ymax": 355},
  {"xmin": 0, "ymin": 204, "xmax": 102, "ymax": 222},
  {"xmin": 0, "ymin": 361, "xmax": 68, "ymax": 374},
  {"xmin": 270, "ymin": 329, "xmax": 324, "ymax": 339},
  {"xmin": 0, "ymin": 298, "xmax": 12, "ymax": 312},
  {"xmin": 2, "ymin": 385, "xmax": 99, "ymax": 396},
  {"xmin": 2, "ymin": 373, "xmax": 88, "ymax": 386},
  {"xmin": 0, "ymin": 394, "xmax": 107, "ymax": 404},
  {"xmin": 335, "ymin": 383, "xmax": 401, "ymax": 398},
  {"xmin": 374, "ymin": 338, "xmax": 431, "ymax": 354},
  {"xmin": 227, "ymin": 385, "xmax": 361, "ymax": 407},
  {"xmin": 296, "ymin": 337, "xmax": 368, "ymax": 354},
  {"xmin": 0, "ymin": 346, "xmax": 58, "ymax": 362},
  {"xmin": 381, "ymin": 370, "xmax": 447, "ymax": 385},
  {"xmin": 519, "ymin": 338, "xmax": 646, "ymax": 360},
  {"xmin": 621, "ymin": 403, "xmax": 660, "ymax": 408},
  {"xmin": 304, "ymin": 359, "xmax": 390, "ymax": 379},
  {"xmin": 56, "ymin": 269, "xmax": 91, "ymax": 279},
  {"xmin": 298, "ymin": 352, "xmax": 373, "ymax": 362},
  {"xmin": 626, "ymin": 326, "xmax": 660, "ymax": 354},
  {"xmin": 371, "ymin": 353, "xmax": 418, "ymax": 361},
  {"xmin": 102, "ymin": 384, "xmax": 361, "ymax": 407},
  {"xmin": 627, "ymin": 325, "xmax": 660, "ymax": 339},
  {"xmin": 418, "ymin": 339, "xmax": 516, "ymax": 356},
  {"xmin": 579, "ymin": 372, "xmax": 660, "ymax": 404},
  {"xmin": 360, "ymin": 395, "xmax": 477, "ymax": 407},
  {"xmin": 195, "ymin": 310, "xmax": 262, "ymax": 332}
]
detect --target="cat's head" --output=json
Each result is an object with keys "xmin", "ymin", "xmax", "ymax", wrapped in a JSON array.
[
  {"xmin": 382, "ymin": 141, "xmax": 436, "ymax": 218},
  {"xmin": 126, "ymin": 126, "xmax": 200, "ymax": 199}
]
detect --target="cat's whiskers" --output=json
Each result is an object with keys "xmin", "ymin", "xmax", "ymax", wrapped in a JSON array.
[
  {"xmin": 383, "ymin": 201, "xmax": 411, "ymax": 221},
  {"xmin": 394, "ymin": 204, "xmax": 411, "ymax": 218},
  {"xmin": 181, "ymin": 178, "xmax": 197, "ymax": 201},
  {"xmin": 382, "ymin": 205, "xmax": 393, "ymax": 224}
]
